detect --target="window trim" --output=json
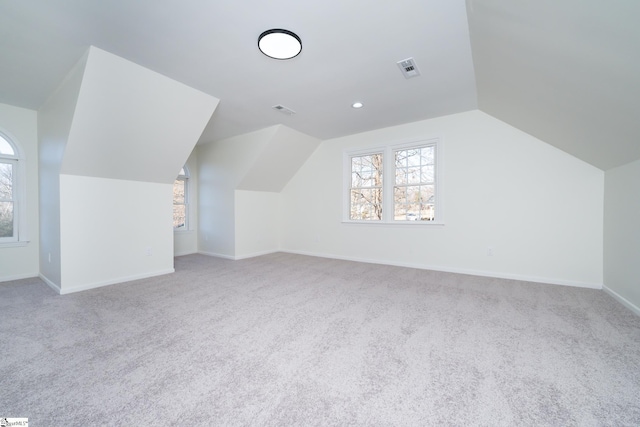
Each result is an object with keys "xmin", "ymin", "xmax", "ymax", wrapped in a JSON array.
[
  {"xmin": 173, "ymin": 166, "xmax": 190, "ymax": 232},
  {"xmin": 343, "ymin": 136, "xmax": 444, "ymax": 225},
  {"xmin": 0, "ymin": 129, "xmax": 27, "ymax": 245}
]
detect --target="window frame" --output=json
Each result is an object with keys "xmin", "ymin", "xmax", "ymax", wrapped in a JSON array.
[
  {"xmin": 343, "ymin": 136, "xmax": 444, "ymax": 225},
  {"xmin": 173, "ymin": 166, "xmax": 190, "ymax": 231},
  {"xmin": 0, "ymin": 129, "xmax": 27, "ymax": 245},
  {"xmin": 347, "ymin": 149, "xmax": 385, "ymax": 221}
]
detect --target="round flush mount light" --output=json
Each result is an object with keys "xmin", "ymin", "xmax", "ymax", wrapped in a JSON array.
[
  {"xmin": 352, "ymin": 102, "xmax": 364, "ymax": 109},
  {"xmin": 258, "ymin": 29, "xmax": 302, "ymax": 60}
]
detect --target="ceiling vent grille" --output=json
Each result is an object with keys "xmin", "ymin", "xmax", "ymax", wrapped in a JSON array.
[
  {"xmin": 397, "ymin": 57, "xmax": 421, "ymax": 79},
  {"xmin": 272, "ymin": 104, "xmax": 296, "ymax": 115}
]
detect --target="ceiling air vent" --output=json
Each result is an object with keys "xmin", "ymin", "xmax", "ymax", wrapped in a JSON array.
[
  {"xmin": 272, "ymin": 104, "xmax": 296, "ymax": 115},
  {"xmin": 397, "ymin": 57, "xmax": 421, "ymax": 79}
]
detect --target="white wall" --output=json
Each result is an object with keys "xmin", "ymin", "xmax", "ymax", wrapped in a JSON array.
[
  {"xmin": 61, "ymin": 46, "xmax": 219, "ymax": 184},
  {"xmin": 174, "ymin": 150, "xmax": 199, "ymax": 256},
  {"xmin": 237, "ymin": 125, "xmax": 321, "ymax": 192},
  {"xmin": 0, "ymin": 103, "xmax": 39, "ymax": 281},
  {"xmin": 197, "ymin": 126, "xmax": 278, "ymax": 258},
  {"xmin": 197, "ymin": 125, "xmax": 320, "ymax": 259},
  {"xmin": 281, "ymin": 110, "xmax": 604, "ymax": 288},
  {"xmin": 235, "ymin": 190, "xmax": 280, "ymax": 258},
  {"xmin": 58, "ymin": 175, "xmax": 173, "ymax": 293},
  {"xmin": 36, "ymin": 46, "xmax": 217, "ymax": 293},
  {"xmin": 37, "ymin": 52, "xmax": 88, "ymax": 287},
  {"xmin": 604, "ymin": 158, "xmax": 640, "ymax": 314}
]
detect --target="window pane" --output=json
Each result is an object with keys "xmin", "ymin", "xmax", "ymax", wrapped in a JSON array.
[
  {"xmin": 173, "ymin": 204, "xmax": 186, "ymax": 229},
  {"xmin": 407, "ymin": 167, "xmax": 421, "ymax": 184},
  {"xmin": 350, "ymin": 153, "xmax": 382, "ymax": 220},
  {"xmin": 406, "ymin": 149, "xmax": 421, "ymax": 166},
  {"xmin": 421, "ymin": 165, "xmax": 434, "ymax": 183},
  {"xmin": 0, "ymin": 201, "xmax": 13, "ymax": 237},
  {"xmin": 406, "ymin": 185, "xmax": 420, "ymax": 209},
  {"xmin": 173, "ymin": 179, "xmax": 185, "ymax": 204},
  {"xmin": 350, "ymin": 188, "xmax": 382, "ymax": 220},
  {"xmin": 0, "ymin": 136, "xmax": 14, "ymax": 156},
  {"xmin": 394, "ymin": 143, "xmax": 437, "ymax": 221},
  {"xmin": 0, "ymin": 163, "xmax": 12, "ymax": 200},
  {"xmin": 351, "ymin": 153, "xmax": 382, "ymax": 188},
  {"xmin": 394, "ymin": 187, "xmax": 408, "ymax": 220},
  {"xmin": 421, "ymin": 146, "xmax": 434, "ymax": 164},
  {"xmin": 420, "ymin": 185, "xmax": 435, "ymax": 203},
  {"xmin": 421, "ymin": 204, "xmax": 435, "ymax": 221},
  {"xmin": 395, "ymin": 167, "xmax": 407, "ymax": 185},
  {"xmin": 395, "ymin": 150, "xmax": 408, "ymax": 168}
]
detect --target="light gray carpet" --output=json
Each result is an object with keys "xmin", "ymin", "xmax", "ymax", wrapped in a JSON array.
[{"xmin": 1, "ymin": 253, "xmax": 639, "ymax": 426}]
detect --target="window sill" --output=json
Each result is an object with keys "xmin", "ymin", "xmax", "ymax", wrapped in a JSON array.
[
  {"xmin": 0, "ymin": 240, "xmax": 30, "ymax": 248},
  {"xmin": 173, "ymin": 229, "xmax": 195, "ymax": 234},
  {"xmin": 342, "ymin": 220, "xmax": 444, "ymax": 227}
]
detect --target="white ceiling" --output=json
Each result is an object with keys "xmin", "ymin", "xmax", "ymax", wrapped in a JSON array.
[
  {"xmin": 0, "ymin": 0, "xmax": 638, "ymax": 170},
  {"xmin": 467, "ymin": 0, "xmax": 640, "ymax": 171}
]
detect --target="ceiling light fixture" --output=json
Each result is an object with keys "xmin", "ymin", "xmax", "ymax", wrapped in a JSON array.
[
  {"xmin": 352, "ymin": 102, "xmax": 364, "ymax": 109},
  {"xmin": 258, "ymin": 29, "xmax": 302, "ymax": 60}
]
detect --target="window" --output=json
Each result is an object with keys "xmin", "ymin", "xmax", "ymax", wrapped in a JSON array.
[
  {"xmin": 0, "ymin": 132, "xmax": 23, "ymax": 243},
  {"xmin": 173, "ymin": 166, "xmax": 189, "ymax": 230},
  {"xmin": 349, "ymin": 152, "xmax": 383, "ymax": 220},
  {"xmin": 344, "ymin": 138, "xmax": 442, "ymax": 224},
  {"xmin": 394, "ymin": 145, "xmax": 435, "ymax": 221}
]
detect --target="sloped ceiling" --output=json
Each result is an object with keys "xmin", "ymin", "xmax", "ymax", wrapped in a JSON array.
[
  {"xmin": 467, "ymin": 0, "xmax": 640, "ymax": 170},
  {"xmin": 61, "ymin": 47, "xmax": 219, "ymax": 184},
  {"xmin": 237, "ymin": 125, "xmax": 321, "ymax": 192},
  {"xmin": 0, "ymin": 1, "xmax": 638, "ymax": 170}
]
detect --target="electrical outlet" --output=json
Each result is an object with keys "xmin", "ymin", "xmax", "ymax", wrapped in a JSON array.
[
  {"xmin": 145, "ymin": 247, "xmax": 153, "ymax": 256},
  {"xmin": 487, "ymin": 246, "xmax": 494, "ymax": 257}
]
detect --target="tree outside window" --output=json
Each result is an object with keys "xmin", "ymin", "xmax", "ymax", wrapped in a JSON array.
[
  {"xmin": 173, "ymin": 167, "xmax": 189, "ymax": 230},
  {"xmin": 0, "ymin": 134, "xmax": 17, "ymax": 240},
  {"xmin": 350, "ymin": 153, "xmax": 383, "ymax": 220},
  {"xmin": 345, "ymin": 138, "xmax": 441, "ymax": 224}
]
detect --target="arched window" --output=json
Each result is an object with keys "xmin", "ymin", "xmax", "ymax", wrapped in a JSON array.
[
  {"xmin": 173, "ymin": 166, "xmax": 189, "ymax": 230},
  {"xmin": 0, "ymin": 131, "xmax": 24, "ymax": 243}
]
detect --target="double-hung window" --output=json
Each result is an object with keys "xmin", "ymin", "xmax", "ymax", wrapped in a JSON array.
[
  {"xmin": 344, "ymin": 137, "xmax": 442, "ymax": 224},
  {"xmin": 349, "ymin": 152, "xmax": 384, "ymax": 220},
  {"xmin": 173, "ymin": 166, "xmax": 189, "ymax": 230}
]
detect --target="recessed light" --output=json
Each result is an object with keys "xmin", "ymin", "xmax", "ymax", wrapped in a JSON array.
[
  {"xmin": 352, "ymin": 102, "xmax": 364, "ymax": 109},
  {"xmin": 258, "ymin": 29, "xmax": 302, "ymax": 60}
]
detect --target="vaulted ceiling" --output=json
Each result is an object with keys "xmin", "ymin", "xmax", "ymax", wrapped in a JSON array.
[{"xmin": 0, "ymin": 0, "xmax": 638, "ymax": 170}]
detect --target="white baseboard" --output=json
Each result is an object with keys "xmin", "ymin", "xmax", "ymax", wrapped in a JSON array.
[
  {"xmin": 56, "ymin": 269, "xmax": 175, "ymax": 295},
  {"xmin": 0, "ymin": 272, "xmax": 39, "ymax": 283},
  {"xmin": 198, "ymin": 250, "xmax": 236, "ymax": 260},
  {"xmin": 174, "ymin": 250, "xmax": 198, "ymax": 257},
  {"xmin": 235, "ymin": 249, "xmax": 279, "ymax": 260},
  {"xmin": 198, "ymin": 249, "xmax": 279, "ymax": 261},
  {"xmin": 39, "ymin": 274, "xmax": 62, "ymax": 294},
  {"xmin": 603, "ymin": 285, "xmax": 640, "ymax": 316},
  {"xmin": 281, "ymin": 249, "xmax": 603, "ymax": 290}
]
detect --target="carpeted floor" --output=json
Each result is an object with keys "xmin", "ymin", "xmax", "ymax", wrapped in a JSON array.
[{"xmin": 1, "ymin": 253, "xmax": 639, "ymax": 426}]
